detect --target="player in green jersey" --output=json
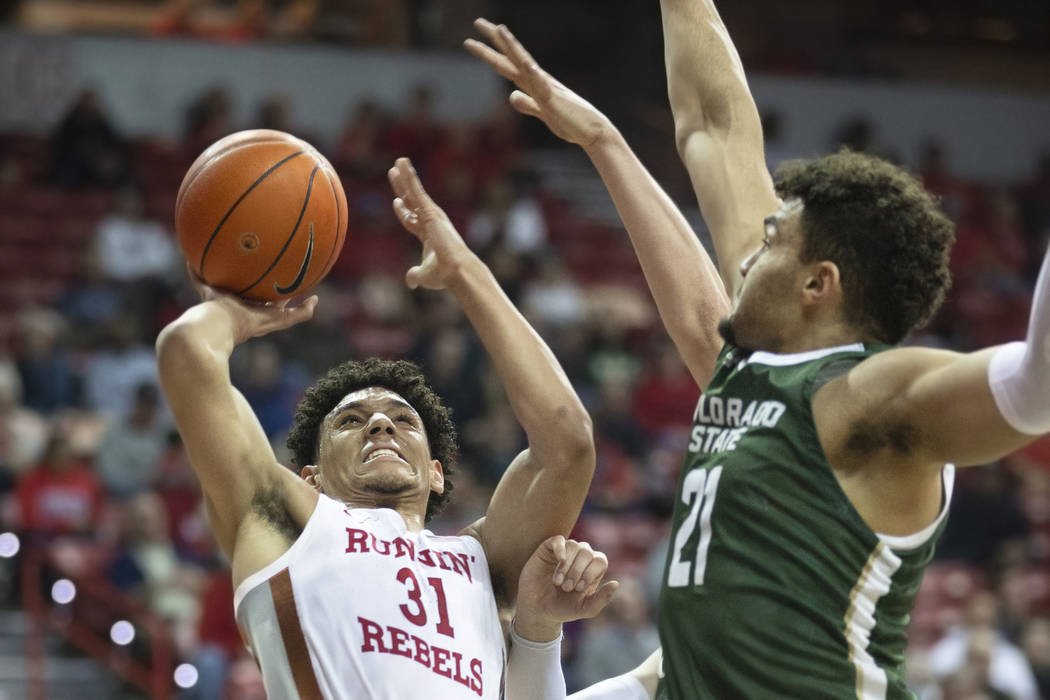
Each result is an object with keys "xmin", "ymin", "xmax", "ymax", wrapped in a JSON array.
[{"xmin": 469, "ymin": 8, "xmax": 1050, "ymax": 700}]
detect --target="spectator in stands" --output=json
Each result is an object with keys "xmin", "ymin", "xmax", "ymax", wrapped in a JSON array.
[
  {"xmin": 255, "ymin": 94, "xmax": 293, "ymax": 133},
  {"xmin": 936, "ymin": 466, "xmax": 1029, "ymax": 568},
  {"xmin": 414, "ymin": 325, "xmax": 483, "ymax": 426},
  {"xmin": 14, "ymin": 307, "xmax": 81, "ymax": 415},
  {"xmin": 467, "ymin": 173, "xmax": 549, "ymax": 256},
  {"xmin": 153, "ymin": 432, "xmax": 214, "ymax": 564},
  {"xmin": 231, "ymin": 340, "xmax": 308, "ymax": 441},
  {"xmin": 105, "ymin": 491, "xmax": 205, "ymax": 654},
  {"xmin": 94, "ymin": 187, "xmax": 177, "ymax": 284},
  {"xmin": 1021, "ymin": 618, "xmax": 1050, "ymax": 699},
  {"xmin": 475, "ymin": 100, "xmax": 524, "ymax": 181},
  {"xmin": 928, "ymin": 590, "xmax": 1039, "ymax": 700},
  {"xmin": 56, "ymin": 249, "xmax": 126, "ymax": 347},
  {"xmin": 183, "ymin": 86, "xmax": 234, "ymax": 158},
  {"xmin": 187, "ymin": 568, "xmax": 241, "ymax": 700},
  {"xmin": 48, "ymin": 89, "xmax": 130, "ymax": 188},
  {"xmin": 333, "ymin": 99, "xmax": 389, "ymax": 181},
  {"xmin": 383, "ymin": 84, "xmax": 439, "ymax": 166},
  {"xmin": 0, "ymin": 360, "xmax": 49, "ymax": 486},
  {"xmin": 82, "ymin": 317, "xmax": 161, "ymax": 422},
  {"xmin": 632, "ymin": 340, "xmax": 701, "ymax": 433},
  {"xmin": 574, "ymin": 575, "xmax": 660, "ymax": 690},
  {"xmin": 521, "ymin": 255, "xmax": 586, "ymax": 329},
  {"xmin": 16, "ymin": 428, "xmax": 103, "ymax": 542},
  {"xmin": 95, "ymin": 383, "xmax": 169, "ymax": 497}
]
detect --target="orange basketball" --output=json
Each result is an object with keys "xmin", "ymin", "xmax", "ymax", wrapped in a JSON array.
[{"xmin": 175, "ymin": 129, "xmax": 348, "ymax": 302}]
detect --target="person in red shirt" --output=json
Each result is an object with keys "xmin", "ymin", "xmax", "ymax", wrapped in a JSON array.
[{"xmin": 17, "ymin": 430, "xmax": 103, "ymax": 541}]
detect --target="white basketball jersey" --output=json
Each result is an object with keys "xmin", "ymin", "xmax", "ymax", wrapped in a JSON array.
[{"xmin": 234, "ymin": 494, "xmax": 506, "ymax": 699}]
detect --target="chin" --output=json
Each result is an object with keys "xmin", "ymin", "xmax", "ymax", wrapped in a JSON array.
[{"xmin": 362, "ymin": 473, "xmax": 416, "ymax": 495}]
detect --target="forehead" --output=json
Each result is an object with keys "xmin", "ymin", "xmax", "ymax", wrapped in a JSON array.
[{"xmin": 326, "ymin": 387, "xmax": 419, "ymax": 420}]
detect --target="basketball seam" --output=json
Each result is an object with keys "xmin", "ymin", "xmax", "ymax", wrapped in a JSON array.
[
  {"xmin": 176, "ymin": 137, "xmax": 294, "ymax": 213},
  {"xmin": 198, "ymin": 150, "xmax": 305, "ymax": 274},
  {"xmin": 235, "ymin": 165, "xmax": 320, "ymax": 296},
  {"xmin": 311, "ymin": 167, "xmax": 344, "ymax": 289}
]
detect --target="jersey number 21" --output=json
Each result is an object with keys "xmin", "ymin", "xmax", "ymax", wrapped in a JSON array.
[{"xmin": 667, "ymin": 466, "xmax": 722, "ymax": 588}]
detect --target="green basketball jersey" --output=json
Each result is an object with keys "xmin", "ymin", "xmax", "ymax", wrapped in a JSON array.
[{"xmin": 656, "ymin": 342, "xmax": 953, "ymax": 700}]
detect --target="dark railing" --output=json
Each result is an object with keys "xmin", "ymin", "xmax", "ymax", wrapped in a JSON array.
[{"xmin": 20, "ymin": 544, "xmax": 175, "ymax": 700}]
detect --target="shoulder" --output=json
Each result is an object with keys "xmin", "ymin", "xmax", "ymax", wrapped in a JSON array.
[
  {"xmin": 818, "ymin": 346, "xmax": 962, "ymax": 403},
  {"xmin": 813, "ymin": 346, "xmax": 964, "ymax": 460}
]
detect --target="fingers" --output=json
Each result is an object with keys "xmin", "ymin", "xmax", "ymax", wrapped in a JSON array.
[
  {"xmin": 552, "ymin": 539, "xmax": 610, "ymax": 593},
  {"xmin": 548, "ymin": 535, "xmax": 568, "ymax": 585},
  {"xmin": 392, "ymin": 196, "xmax": 421, "ymax": 236},
  {"xmin": 560, "ymin": 541, "xmax": 607, "ymax": 593},
  {"xmin": 388, "ymin": 157, "xmax": 432, "ymax": 207},
  {"xmin": 278, "ymin": 294, "xmax": 318, "ymax": 327},
  {"xmin": 579, "ymin": 580, "xmax": 620, "ymax": 619},
  {"xmin": 405, "ymin": 265, "xmax": 422, "ymax": 290},
  {"xmin": 468, "ymin": 18, "xmax": 548, "ymax": 99},
  {"xmin": 508, "ymin": 90, "xmax": 541, "ymax": 118},
  {"xmin": 494, "ymin": 24, "xmax": 540, "ymax": 77},
  {"xmin": 463, "ymin": 38, "xmax": 519, "ymax": 82}
]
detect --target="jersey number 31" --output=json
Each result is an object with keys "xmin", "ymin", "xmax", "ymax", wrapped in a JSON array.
[{"xmin": 667, "ymin": 466, "xmax": 722, "ymax": 588}]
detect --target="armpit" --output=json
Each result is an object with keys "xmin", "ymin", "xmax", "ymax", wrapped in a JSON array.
[
  {"xmin": 846, "ymin": 419, "xmax": 922, "ymax": 455},
  {"xmin": 250, "ymin": 483, "xmax": 302, "ymax": 543}
]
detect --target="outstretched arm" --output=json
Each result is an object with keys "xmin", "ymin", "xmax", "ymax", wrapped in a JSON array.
[
  {"xmin": 388, "ymin": 161, "xmax": 594, "ymax": 605},
  {"xmin": 819, "ymin": 244, "xmax": 1050, "ymax": 476},
  {"xmin": 466, "ymin": 19, "xmax": 729, "ymax": 384},
  {"xmin": 660, "ymin": 0, "xmax": 780, "ymax": 296},
  {"xmin": 155, "ymin": 281, "xmax": 318, "ymax": 560}
]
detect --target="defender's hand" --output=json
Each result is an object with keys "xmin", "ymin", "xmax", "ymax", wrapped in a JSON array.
[
  {"xmin": 465, "ymin": 18, "xmax": 613, "ymax": 150},
  {"xmin": 186, "ymin": 264, "xmax": 317, "ymax": 344},
  {"xmin": 389, "ymin": 157, "xmax": 476, "ymax": 291},
  {"xmin": 514, "ymin": 536, "xmax": 619, "ymax": 642}
]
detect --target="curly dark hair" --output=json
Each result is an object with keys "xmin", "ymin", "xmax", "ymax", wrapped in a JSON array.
[
  {"xmin": 286, "ymin": 358, "xmax": 457, "ymax": 523},
  {"xmin": 774, "ymin": 150, "xmax": 954, "ymax": 344}
]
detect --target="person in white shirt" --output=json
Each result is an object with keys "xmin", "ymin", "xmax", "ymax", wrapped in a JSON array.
[{"xmin": 157, "ymin": 158, "xmax": 595, "ymax": 699}]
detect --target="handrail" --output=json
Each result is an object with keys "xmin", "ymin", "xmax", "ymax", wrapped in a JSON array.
[{"xmin": 20, "ymin": 543, "xmax": 175, "ymax": 700}]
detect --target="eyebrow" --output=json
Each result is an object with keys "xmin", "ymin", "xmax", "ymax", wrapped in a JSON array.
[{"xmin": 330, "ymin": 398, "xmax": 420, "ymax": 421}]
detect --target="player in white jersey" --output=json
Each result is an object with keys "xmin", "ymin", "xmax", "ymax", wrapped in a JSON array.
[{"xmin": 156, "ymin": 159, "xmax": 597, "ymax": 698}]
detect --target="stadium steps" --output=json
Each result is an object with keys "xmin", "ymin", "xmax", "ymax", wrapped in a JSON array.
[
  {"xmin": 0, "ymin": 610, "xmax": 119, "ymax": 699},
  {"xmin": 529, "ymin": 148, "xmax": 710, "ymax": 243}
]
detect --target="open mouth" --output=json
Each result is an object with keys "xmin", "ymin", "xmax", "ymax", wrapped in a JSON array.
[{"xmin": 363, "ymin": 447, "xmax": 406, "ymax": 464}]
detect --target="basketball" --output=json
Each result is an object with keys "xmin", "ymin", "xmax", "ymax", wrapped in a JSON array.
[{"xmin": 175, "ymin": 129, "xmax": 348, "ymax": 302}]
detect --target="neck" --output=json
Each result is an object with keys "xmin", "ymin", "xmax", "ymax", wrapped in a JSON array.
[
  {"xmin": 773, "ymin": 319, "xmax": 871, "ymax": 355},
  {"xmin": 334, "ymin": 491, "xmax": 429, "ymax": 532}
]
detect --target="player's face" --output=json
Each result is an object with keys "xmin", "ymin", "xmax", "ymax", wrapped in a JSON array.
[
  {"xmin": 724, "ymin": 200, "xmax": 807, "ymax": 352},
  {"xmin": 315, "ymin": 387, "xmax": 443, "ymax": 505}
]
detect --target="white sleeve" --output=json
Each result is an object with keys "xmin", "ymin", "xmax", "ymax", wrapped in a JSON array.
[
  {"xmin": 506, "ymin": 624, "xmax": 566, "ymax": 700},
  {"xmin": 988, "ymin": 246, "xmax": 1050, "ymax": 435},
  {"xmin": 506, "ymin": 623, "xmax": 650, "ymax": 700}
]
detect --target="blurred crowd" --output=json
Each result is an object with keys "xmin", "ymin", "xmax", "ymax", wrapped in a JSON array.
[{"xmin": 0, "ymin": 74, "xmax": 1049, "ymax": 699}]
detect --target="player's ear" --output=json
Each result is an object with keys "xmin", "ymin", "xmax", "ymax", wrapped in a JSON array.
[
  {"xmin": 802, "ymin": 261, "xmax": 840, "ymax": 305},
  {"xmin": 428, "ymin": 459, "xmax": 444, "ymax": 495},
  {"xmin": 301, "ymin": 465, "xmax": 322, "ymax": 491}
]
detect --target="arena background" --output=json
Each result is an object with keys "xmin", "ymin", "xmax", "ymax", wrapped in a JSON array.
[{"xmin": 1, "ymin": 1, "xmax": 1049, "ymax": 697}]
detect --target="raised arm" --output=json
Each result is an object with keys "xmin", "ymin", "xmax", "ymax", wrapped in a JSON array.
[
  {"xmin": 818, "ymin": 245, "xmax": 1050, "ymax": 480},
  {"xmin": 388, "ymin": 160, "xmax": 594, "ymax": 604},
  {"xmin": 660, "ymin": 0, "xmax": 780, "ymax": 295},
  {"xmin": 155, "ymin": 285, "xmax": 317, "ymax": 559},
  {"xmin": 466, "ymin": 19, "xmax": 729, "ymax": 384}
]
